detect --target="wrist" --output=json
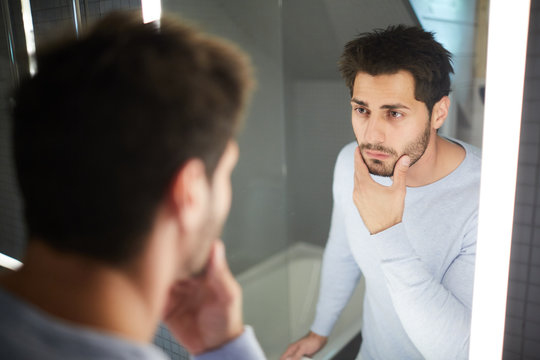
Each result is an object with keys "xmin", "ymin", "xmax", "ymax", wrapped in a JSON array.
[
  {"xmin": 308, "ymin": 331, "xmax": 328, "ymax": 345},
  {"xmin": 192, "ymin": 325, "xmax": 245, "ymax": 355},
  {"xmin": 193, "ymin": 326, "xmax": 265, "ymax": 360},
  {"xmin": 368, "ymin": 218, "xmax": 402, "ymax": 235}
]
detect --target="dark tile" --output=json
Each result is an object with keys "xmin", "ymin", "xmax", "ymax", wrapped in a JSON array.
[
  {"xmin": 508, "ymin": 281, "xmax": 528, "ymax": 300},
  {"xmin": 513, "ymin": 224, "xmax": 532, "ymax": 245},
  {"xmin": 503, "ymin": 349, "xmax": 522, "ymax": 360},
  {"xmin": 510, "ymin": 262, "xmax": 529, "ymax": 282},
  {"xmin": 526, "ymin": 302, "xmax": 540, "ymax": 323},
  {"xmin": 504, "ymin": 333, "xmax": 523, "ymax": 354},
  {"xmin": 524, "ymin": 320, "xmax": 540, "ymax": 341},
  {"xmin": 524, "ymin": 338, "xmax": 540, "ymax": 358},
  {"xmin": 506, "ymin": 315, "xmax": 525, "ymax": 336},
  {"xmin": 507, "ymin": 298, "xmax": 526, "ymax": 317},
  {"xmin": 527, "ymin": 284, "xmax": 540, "ymax": 304}
]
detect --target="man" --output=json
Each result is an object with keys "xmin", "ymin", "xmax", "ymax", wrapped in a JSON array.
[
  {"xmin": 282, "ymin": 25, "xmax": 480, "ymax": 360},
  {"xmin": 0, "ymin": 12, "xmax": 266, "ymax": 360}
]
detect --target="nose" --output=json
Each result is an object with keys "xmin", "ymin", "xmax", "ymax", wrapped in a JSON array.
[{"xmin": 363, "ymin": 116, "xmax": 385, "ymax": 144}]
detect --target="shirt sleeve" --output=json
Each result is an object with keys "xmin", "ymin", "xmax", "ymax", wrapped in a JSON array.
[
  {"xmin": 371, "ymin": 215, "xmax": 477, "ymax": 360},
  {"xmin": 192, "ymin": 326, "xmax": 266, "ymax": 360},
  {"xmin": 311, "ymin": 147, "xmax": 362, "ymax": 337}
]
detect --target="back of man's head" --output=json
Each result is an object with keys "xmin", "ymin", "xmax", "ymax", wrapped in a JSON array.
[
  {"xmin": 12, "ymin": 12, "xmax": 253, "ymax": 265},
  {"xmin": 339, "ymin": 25, "xmax": 454, "ymax": 113}
]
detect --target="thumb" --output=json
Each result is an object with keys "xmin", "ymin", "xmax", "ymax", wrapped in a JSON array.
[
  {"xmin": 206, "ymin": 240, "xmax": 237, "ymax": 295},
  {"xmin": 207, "ymin": 240, "xmax": 229, "ymax": 279},
  {"xmin": 392, "ymin": 155, "xmax": 410, "ymax": 189}
]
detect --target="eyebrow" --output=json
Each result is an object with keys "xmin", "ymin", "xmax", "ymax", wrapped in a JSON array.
[{"xmin": 351, "ymin": 98, "xmax": 410, "ymax": 110}]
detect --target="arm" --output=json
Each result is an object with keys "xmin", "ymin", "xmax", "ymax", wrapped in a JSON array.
[
  {"xmin": 371, "ymin": 217, "xmax": 476, "ymax": 359},
  {"xmin": 312, "ymin": 145, "xmax": 363, "ymax": 336},
  {"xmin": 281, "ymin": 146, "xmax": 362, "ymax": 360},
  {"xmin": 311, "ymin": 201, "xmax": 362, "ymax": 336}
]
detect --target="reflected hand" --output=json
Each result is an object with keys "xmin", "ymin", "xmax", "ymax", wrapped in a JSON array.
[
  {"xmin": 353, "ymin": 147, "xmax": 410, "ymax": 234},
  {"xmin": 280, "ymin": 331, "xmax": 328, "ymax": 360},
  {"xmin": 163, "ymin": 240, "xmax": 244, "ymax": 355}
]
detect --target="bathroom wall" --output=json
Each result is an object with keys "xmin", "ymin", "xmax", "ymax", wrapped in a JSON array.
[
  {"xmin": 0, "ymin": 1, "xmax": 25, "ymax": 261},
  {"xmin": 503, "ymin": 1, "xmax": 540, "ymax": 358}
]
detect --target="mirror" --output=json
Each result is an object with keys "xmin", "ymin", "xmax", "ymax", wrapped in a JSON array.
[{"xmin": 1, "ymin": 0, "xmax": 522, "ymax": 359}]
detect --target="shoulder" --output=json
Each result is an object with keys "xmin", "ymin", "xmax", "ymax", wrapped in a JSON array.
[
  {"xmin": 460, "ymin": 141, "xmax": 482, "ymax": 166},
  {"xmin": 456, "ymin": 139, "xmax": 482, "ymax": 182},
  {"xmin": 444, "ymin": 137, "xmax": 482, "ymax": 181}
]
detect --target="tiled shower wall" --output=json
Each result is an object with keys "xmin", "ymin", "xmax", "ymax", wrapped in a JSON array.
[{"xmin": 503, "ymin": 1, "xmax": 540, "ymax": 359}]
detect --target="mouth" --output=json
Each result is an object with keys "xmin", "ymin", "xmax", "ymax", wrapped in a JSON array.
[{"xmin": 364, "ymin": 150, "xmax": 391, "ymax": 161}]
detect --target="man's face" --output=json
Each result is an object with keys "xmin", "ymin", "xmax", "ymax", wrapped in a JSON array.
[
  {"xmin": 184, "ymin": 141, "xmax": 239, "ymax": 277},
  {"xmin": 351, "ymin": 71, "xmax": 433, "ymax": 177}
]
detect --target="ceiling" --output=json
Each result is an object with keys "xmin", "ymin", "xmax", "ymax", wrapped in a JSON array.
[{"xmin": 283, "ymin": 0, "xmax": 420, "ymax": 80}]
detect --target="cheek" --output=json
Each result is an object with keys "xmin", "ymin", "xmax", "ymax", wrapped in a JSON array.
[{"xmin": 351, "ymin": 117, "xmax": 364, "ymax": 140}]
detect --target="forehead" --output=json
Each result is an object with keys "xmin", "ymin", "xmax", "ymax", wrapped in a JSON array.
[{"xmin": 352, "ymin": 70, "xmax": 418, "ymax": 105}]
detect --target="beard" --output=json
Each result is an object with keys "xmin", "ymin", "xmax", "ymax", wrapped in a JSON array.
[{"xmin": 359, "ymin": 120, "xmax": 431, "ymax": 177}]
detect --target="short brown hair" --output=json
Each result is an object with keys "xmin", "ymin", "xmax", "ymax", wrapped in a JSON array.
[
  {"xmin": 13, "ymin": 11, "xmax": 254, "ymax": 264},
  {"xmin": 339, "ymin": 25, "xmax": 453, "ymax": 113}
]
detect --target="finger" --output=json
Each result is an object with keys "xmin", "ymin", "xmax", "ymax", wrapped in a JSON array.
[
  {"xmin": 206, "ymin": 240, "xmax": 231, "ymax": 282},
  {"xmin": 280, "ymin": 342, "xmax": 301, "ymax": 360},
  {"xmin": 391, "ymin": 155, "xmax": 410, "ymax": 189},
  {"xmin": 279, "ymin": 346, "xmax": 292, "ymax": 360},
  {"xmin": 280, "ymin": 344, "xmax": 298, "ymax": 360},
  {"xmin": 206, "ymin": 240, "xmax": 240, "ymax": 302},
  {"xmin": 163, "ymin": 280, "xmax": 199, "ymax": 320}
]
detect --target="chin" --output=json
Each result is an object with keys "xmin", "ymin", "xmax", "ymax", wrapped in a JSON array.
[{"xmin": 367, "ymin": 159, "xmax": 396, "ymax": 177}]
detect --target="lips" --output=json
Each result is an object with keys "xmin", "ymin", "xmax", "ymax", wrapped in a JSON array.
[{"xmin": 365, "ymin": 150, "xmax": 391, "ymax": 160}]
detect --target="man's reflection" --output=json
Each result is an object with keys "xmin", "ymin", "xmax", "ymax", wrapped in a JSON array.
[{"xmin": 282, "ymin": 25, "xmax": 480, "ymax": 360}]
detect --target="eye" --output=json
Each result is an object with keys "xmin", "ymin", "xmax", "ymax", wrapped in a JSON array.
[
  {"xmin": 389, "ymin": 110, "xmax": 402, "ymax": 118},
  {"xmin": 354, "ymin": 107, "xmax": 369, "ymax": 115}
]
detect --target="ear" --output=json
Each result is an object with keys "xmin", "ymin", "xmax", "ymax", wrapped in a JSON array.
[
  {"xmin": 431, "ymin": 95, "xmax": 450, "ymax": 130},
  {"xmin": 169, "ymin": 159, "xmax": 209, "ymax": 235}
]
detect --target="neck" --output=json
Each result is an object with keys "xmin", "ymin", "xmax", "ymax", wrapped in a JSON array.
[
  {"xmin": 404, "ymin": 134, "xmax": 465, "ymax": 187},
  {"xmin": 0, "ymin": 240, "xmax": 165, "ymax": 343}
]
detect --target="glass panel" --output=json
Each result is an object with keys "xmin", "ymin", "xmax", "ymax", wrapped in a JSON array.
[{"xmin": 159, "ymin": 1, "xmax": 290, "ymax": 358}]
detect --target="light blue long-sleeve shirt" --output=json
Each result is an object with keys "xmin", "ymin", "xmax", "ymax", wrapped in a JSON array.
[
  {"xmin": 0, "ymin": 287, "xmax": 265, "ymax": 360},
  {"xmin": 311, "ymin": 139, "xmax": 481, "ymax": 360}
]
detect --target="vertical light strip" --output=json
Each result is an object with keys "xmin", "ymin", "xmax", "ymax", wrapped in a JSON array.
[
  {"xmin": 71, "ymin": 0, "xmax": 82, "ymax": 36},
  {"xmin": 1, "ymin": 0, "xmax": 20, "ymax": 84},
  {"xmin": 469, "ymin": 1, "xmax": 531, "ymax": 359},
  {"xmin": 20, "ymin": 0, "xmax": 36, "ymax": 76},
  {"xmin": 141, "ymin": 0, "xmax": 161, "ymax": 24},
  {"xmin": 0, "ymin": 253, "xmax": 22, "ymax": 271}
]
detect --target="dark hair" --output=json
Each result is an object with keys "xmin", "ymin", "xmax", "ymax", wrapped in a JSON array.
[
  {"xmin": 12, "ymin": 12, "xmax": 253, "ymax": 265},
  {"xmin": 339, "ymin": 25, "xmax": 453, "ymax": 113}
]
